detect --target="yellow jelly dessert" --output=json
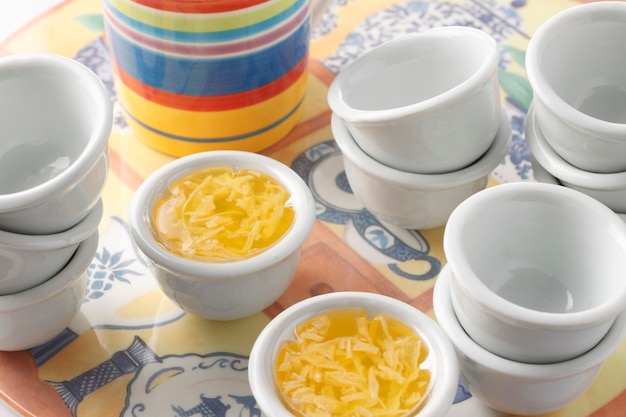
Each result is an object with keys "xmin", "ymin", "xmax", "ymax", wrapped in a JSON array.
[
  {"xmin": 153, "ymin": 166, "xmax": 295, "ymax": 260},
  {"xmin": 275, "ymin": 308, "xmax": 431, "ymax": 417}
]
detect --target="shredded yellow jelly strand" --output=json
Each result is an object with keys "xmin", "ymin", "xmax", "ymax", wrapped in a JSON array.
[
  {"xmin": 275, "ymin": 308, "xmax": 431, "ymax": 417},
  {"xmin": 153, "ymin": 167, "xmax": 295, "ymax": 260}
]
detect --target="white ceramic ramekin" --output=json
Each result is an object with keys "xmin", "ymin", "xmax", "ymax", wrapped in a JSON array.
[
  {"xmin": 0, "ymin": 231, "xmax": 98, "ymax": 351},
  {"xmin": 526, "ymin": 104, "xmax": 626, "ymax": 213},
  {"xmin": 434, "ymin": 265, "xmax": 626, "ymax": 415},
  {"xmin": 130, "ymin": 150, "xmax": 316, "ymax": 321},
  {"xmin": 0, "ymin": 53, "xmax": 111, "ymax": 234},
  {"xmin": 526, "ymin": 2, "xmax": 626, "ymax": 173},
  {"xmin": 444, "ymin": 182, "xmax": 626, "ymax": 363},
  {"xmin": 328, "ymin": 27, "xmax": 500, "ymax": 174},
  {"xmin": 332, "ymin": 110, "xmax": 510, "ymax": 229},
  {"xmin": 249, "ymin": 291, "xmax": 459, "ymax": 417}
]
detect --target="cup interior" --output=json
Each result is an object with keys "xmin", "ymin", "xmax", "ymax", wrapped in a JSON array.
[
  {"xmin": 0, "ymin": 70, "xmax": 100, "ymax": 195},
  {"xmin": 335, "ymin": 28, "xmax": 496, "ymax": 111},
  {"xmin": 531, "ymin": 5, "xmax": 626, "ymax": 123},
  {"xmin": 447, "ymin": 184, "xmax": 626, "ymax": 316},
  {"xmin": 434, "ymin": 264, "xmax": 626, "ymax": 377}
]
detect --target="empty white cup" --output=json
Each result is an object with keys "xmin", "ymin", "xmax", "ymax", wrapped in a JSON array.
[
  {"xmin": 0, "ymin": 53, "xmax": 112, "ymax": 234},
  {"xmin": 434, "ymin": 266, "xmax": 626, "ymax": 415},
  {"xmin": 328, "ymin": 26, "xmax": 500, "ymax": 174},
  {"xmin": 444, "ymin": 182, "xmax": 626, "ymax": 363},
  {"xmin": 526, "ymin": 2, "xmax": 626, "ymax": 173}
]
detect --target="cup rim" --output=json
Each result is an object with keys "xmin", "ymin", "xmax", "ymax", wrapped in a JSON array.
[
  {"xmin": 0, "ymin": 54, "xmax": 112, "ymax": 210},
  {"xmin": 529, "ymin": 155, "xmax": 560, "ymax": 186},
  {"xmin": 0, "ymin": 231, "xmax": 98, "ymax": 311},
  {"xmin": 130, "ymin": 150, "xmax": 316, "ymax": 279},
  {"xmin": 525, "ymin": 103, "xmax": 626, "ymax": 190},
  {"xmin": 328, "ymin": 26, "xmax": 499, "ymax": 124},
  {"xmin": 434, "ymin": 265, "xmax": 626, "ymax": 378},
  {"xmin": 525, "ymin": 2, "xmax": 626, "ymax": 139},
  {"xmin": 248, "ymin": 291, "xmax": 459, "ymax": 417},
  {"xmin": 443, "ymin": 182, "xmax": 626, "ymax": 329},
  {"xmin": 0, "ymin": 198, "xmax": 103, "ymax": 250},
  {"xmin": 331, "ymin": 110, "xmax": 510, "ymax": 188}
]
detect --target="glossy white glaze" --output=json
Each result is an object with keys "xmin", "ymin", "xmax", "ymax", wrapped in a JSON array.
[
  {"xmin": 328, "ymin": 27, "xmax": 500, "ymax": 174},
  {"xmin": 332, "ymin": 111, "xmax": 510, "ymax": 229},
  {"xmin": 129, "ymin": 150, "xmax": 316, "ymax": 321},
  {"xmin": 0, "ymin": 231, "xmax": 98, "ymax": 351},
  {"xmin": 0, "ymin": 199, "xmax": 102, "ymax": 295},
  {"xmin": 526, "ymin": 105, "xmax": 626, "ymax": 213},
  {"xmin": 526, "ymin": 2, "xmax": 626, "ymax": 173},
  {"xmin": 444, "ymin": 182, "xmax": 626, "ymax": 363},
  {"xmin": 0, "ymin": 54, "xmax": 111, "ymax": 234},
  {"xmin": 434, "ymin": 266, "xmax": 626, "ymax": 415}
]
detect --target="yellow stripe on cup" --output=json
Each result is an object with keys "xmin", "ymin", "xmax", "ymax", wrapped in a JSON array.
[
  {"xmin": 107, "ymin": 0, "xmax": 299, "ymax": 32},
  {"xmin": 122, "ymin": 103, "xmax": 305, "ymax": 156},
  {"xmin": 114, "ymin": 70, "xmax": 308, "ymax": 139}
]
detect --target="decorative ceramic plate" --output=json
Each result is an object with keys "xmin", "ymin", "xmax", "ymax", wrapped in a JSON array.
[{"xmin": 0, "ymin": 1, "xmax": 624, "ymax": 417}]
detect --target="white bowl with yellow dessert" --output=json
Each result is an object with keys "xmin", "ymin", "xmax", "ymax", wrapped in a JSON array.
[
  {"xmin": 248, "ymin": 291, "xmax": 459, "ymax": 417},
  {"xmin": 130, "ymin": 150, "xmax": 316, "ymax": 321}
]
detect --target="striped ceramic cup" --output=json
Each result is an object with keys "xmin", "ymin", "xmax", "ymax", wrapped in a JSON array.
[{"xmin": 102, "ymin": 0, "xmax": 329, "ymax": 156}]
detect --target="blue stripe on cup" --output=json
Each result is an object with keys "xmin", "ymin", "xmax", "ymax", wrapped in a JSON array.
[{"xmin": 105, "ymin": 18, "xmax": 310, "ymax": 96}]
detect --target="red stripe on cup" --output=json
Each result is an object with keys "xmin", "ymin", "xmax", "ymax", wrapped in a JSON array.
[
  {"xmin": 130, "ymin": 0, "xmax": 271, "ymax": 14},
  {"xmin": 112, "ymin": 54, "xmax": 309, "ymax": 111}
]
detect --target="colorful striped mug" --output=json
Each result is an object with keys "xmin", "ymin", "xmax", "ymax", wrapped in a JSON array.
[{"xmin": 102, "ymin": 0, "xmax": 330, "ymax": 156}]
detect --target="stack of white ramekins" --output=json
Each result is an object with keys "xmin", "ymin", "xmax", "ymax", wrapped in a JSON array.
[{"xmin": 0, "ymin": 54, "xmax": 112, "ymax": 351}]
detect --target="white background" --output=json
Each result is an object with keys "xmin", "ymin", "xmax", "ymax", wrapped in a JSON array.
[{"xmin": 0, "ymin": 1, "xmax": 64, "ymax": 42}]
